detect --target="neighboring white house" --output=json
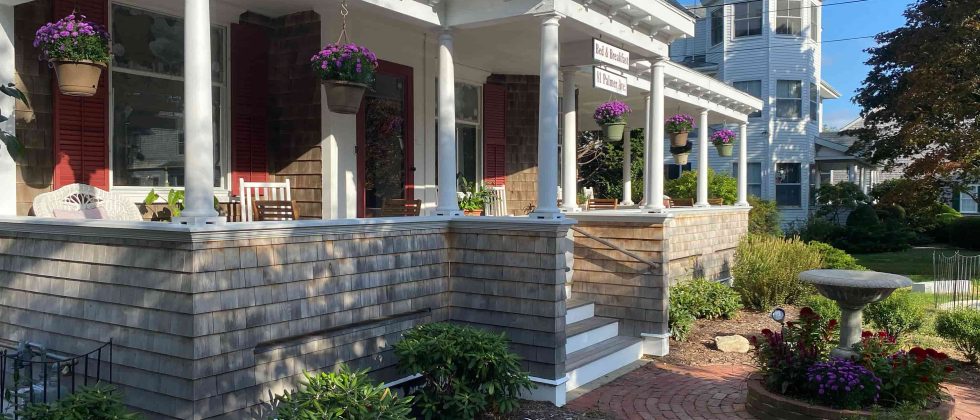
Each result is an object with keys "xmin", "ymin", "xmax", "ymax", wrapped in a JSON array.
[{"xmin": 668, "ymin": 0, "xmax": 842, "ymax": 225}]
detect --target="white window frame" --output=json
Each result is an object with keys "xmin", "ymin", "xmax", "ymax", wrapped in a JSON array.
[
  {"xmin": 710, "ymin": 7, "xmax": 725, "ymax": 46},
  {"xmin": 733, "ymin": 1, "xmax": 763, "ymax": 38},
  {"xmin": 108, "ymin": 1, "xmax": 232, "ymax": 202},
  {"xmin": 733, "ymin": 80, "xmax": 763, "ymax": 118},
  {"xmin": 733, "ymin": 162, "xmax": 763, "ymax": 198},
  {"xmin": 776, "ymin": 0, "xmax": 803, "ymax": 36},
  {"xmin": 775, "ymin": 162, "xmax": 803, "ymax": 207},
  {"xmin": 809, "ymin": 1, "xmax": 820, "ymax": 41},
  {"xmin": 775, "ymin": 80, "xmax": 803, "ymax": 119},
  {"xmin": 961, "ymin": 185, "xmax": 979, "ymax": 214}
]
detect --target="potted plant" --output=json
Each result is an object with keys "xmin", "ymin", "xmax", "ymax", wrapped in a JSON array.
[
  {"xmin": 311, "ymin": 43, "xmax": 379, "ymax": 114},
  {"xmin": 670, "ymin": 142, "xmax": 692, "ymax": 165},
  {"xmin": 0, "ymin": 83, "xmax": 28, "ymax": 159},
  {"xmin": 34, "ymin": 13, "xmax": 110, "ymax": 97},
  {"xmin": 457, "ymin": 177, "xmax": 491, "ymax": 216},
  {"xmin": 666, "ymin": 114, "xmax": 695, "ymax": 147},
  {"xmin": 711, "ymin": 128, "xmax": 736, "ymax": 157},
  {"xmin": 593, "ymin": 100, "xmax": 631, "ymax": 142}
]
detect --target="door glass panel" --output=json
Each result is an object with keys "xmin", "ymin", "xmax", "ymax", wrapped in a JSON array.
[{"xmin": 363, "ymin": 73, "xmax": 407, "ymax": 216}]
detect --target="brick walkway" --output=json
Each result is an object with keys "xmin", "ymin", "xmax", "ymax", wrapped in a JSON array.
[{"xmin": 567, "ymin": 363, "xmax": 980, "ymax": 420}]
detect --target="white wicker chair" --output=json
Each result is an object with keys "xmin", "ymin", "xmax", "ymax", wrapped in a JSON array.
[{"xmin": 32, "ymin": 183, "xmax": 143, "ymax": 221}]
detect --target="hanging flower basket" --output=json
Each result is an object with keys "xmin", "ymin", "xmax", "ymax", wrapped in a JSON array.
[
  {"xmin": 666, "ymin": 114, "xmax": 695, "ymax": 147},
  {"xmin": 312, "ymin": 43, "xmax": 378, "ymax": 114},
  {"xmin": 670, "ymin": 143, "xmax": 692, "ymax": 166},
  {"xmin": 34, "ymin": 13, "xmax": 110, "ymax": 97},
  {"xmin": 594, "ymin": 100, "xmax": 631, "ymax": 142},
  {"xmin": 711, "ymin": 128, "xmax": 736, "ymax": 157}
]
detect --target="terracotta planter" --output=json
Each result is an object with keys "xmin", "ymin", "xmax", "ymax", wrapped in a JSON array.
[
  {"xmin": 715, "ymin": 143, "xmax": 734, "ymax": 157},
  {"xmin": 463, "ymin": 209, "xmax": 483, "ymax": 216},
  {"xmin": 602, "ymin": 122, "xmax": 626, "ymax": 142},
  {"xmin": 322, "ymin": 80, "xmax": 368, "ymax": 114},
  {"xmin": 745, "ymin": 374, "xmax": 955, "ymax": 420},
  {"xmin": 669, "ymin": 131, "xmax": 689, "ymax": 147},
  {"xmin": 51, "ymin": 60, "xmax": 105, "ymax": 97},
  {"xmin": 672, "ymin": 152, "xmax": 690, "ymax": 166}
]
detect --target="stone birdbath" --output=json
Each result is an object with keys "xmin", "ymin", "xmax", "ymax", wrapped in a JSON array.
[{"xmin": 799, "ymin": 269, "xmax": 913, "ymax": 359}]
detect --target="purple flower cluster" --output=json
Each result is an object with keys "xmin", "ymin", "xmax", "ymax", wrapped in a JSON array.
[
  {"xmin": 311, "ymin": 43, "xmax": 379, "ymax": 85},
  {"xmin": 711, "ymin": 128, "xmax": 736, "ymax": 145},
  {"xmin": 806, "ymin": 358, "xmax": 882, "ymax": 409},
  {"xmin": 665, "ymin": 114, "xmax": 695, "ymax": 133},
  {"xmin": 34, "ymin": 13, "xmax": 110, "ymax": 63},
  {"xmin": 593, "ymin": 100, "xmax": 631, "ymax": 125}
]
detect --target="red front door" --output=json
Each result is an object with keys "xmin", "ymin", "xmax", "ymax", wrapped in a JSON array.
[{"xmin": 356, "ymin": 61, "xmax": 415, "ymax": 218}]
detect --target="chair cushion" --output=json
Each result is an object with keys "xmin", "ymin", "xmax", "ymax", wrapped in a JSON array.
[{"xmin": 52, "ymin": 208, "xmax": 109, "ymax": 220}]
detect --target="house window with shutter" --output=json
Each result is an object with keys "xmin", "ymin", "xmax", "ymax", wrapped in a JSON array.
[{"xmin": 110, "ymin": 4, "xmax": 228, "ymax": 189}]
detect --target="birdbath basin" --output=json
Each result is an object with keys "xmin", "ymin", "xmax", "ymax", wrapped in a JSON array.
[{"xmin": 799, "ymin": 269, "xmax": 912, "ymax": 359}]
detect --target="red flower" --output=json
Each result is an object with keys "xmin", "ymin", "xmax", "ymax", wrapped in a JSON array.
[
  {"xmin": 827, "ymin": 319, "xmax": 838, "ymax": 329},
  {"xmin": 862, "ymin": 331, "xmax": 873, "ymax": 338},
  {"xmin": 800, "ymin": 307, "xmax": 815, "ymax": 319},
  {"xmin": 786, "ymin": 321, "xmax": 795, "ymax": 328},
  {"xmin": 749, "ymin": 335, "xmax": 758, "ymax": 344},
  {"xmin": 937, "ymin": 352, "xmax": 949, "ymax": 360},
  {"xmin": 877, "ymin": 331, "xmax": 889, "ymax": 338},
  {"xmin": 926, "ymin": 348, "xmax": 940, "ymax": 358},
  {"xmin": 761, "ymin": 328, "xmax": 773, "ymax": 336},
  {"xmin": 909, "ymin": 347, "xmax": 928, "ymax": 362}
]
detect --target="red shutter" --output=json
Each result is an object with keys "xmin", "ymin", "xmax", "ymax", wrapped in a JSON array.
[
  {"xmin": 52, "ymin": 0, "xmax": 109, "ymax": 189},
  {"xmin": 483, "ymin": 83, "xmax": 506, "ymax": 186},
  {"xmin": 230, "ymin": 23, "xmax": 270, "ymax": 196}
]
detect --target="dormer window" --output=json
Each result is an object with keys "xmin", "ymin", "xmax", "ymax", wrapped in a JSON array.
[
  {"xmin": 710, "ymin": 7, "xmax": 724, "ymax": 46},
  {"xmin": 734, "ymin": 1, "xmax": 763, "ymax": 38},
  {"xmin": 776, "ymin": 0, "xmax": 803, "ymax": 36}
]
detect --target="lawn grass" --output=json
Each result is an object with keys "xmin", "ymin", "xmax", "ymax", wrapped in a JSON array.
[{"xmin": 853, "ymin": 246, "xmax": 979, "ymax": 282}]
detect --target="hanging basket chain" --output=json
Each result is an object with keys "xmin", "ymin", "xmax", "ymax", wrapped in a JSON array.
[{"xmin": 335, "ymin": 0, "xmax": 351, "ymax": 45}]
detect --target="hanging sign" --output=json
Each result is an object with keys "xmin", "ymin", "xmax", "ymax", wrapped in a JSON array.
[
  {"xmin": 593, "ymin": 66, "xmax": 628, "ymax": 96},
  {"xmin": 593, "ymin": 38, "xmax": 630, "ymax": 70}
]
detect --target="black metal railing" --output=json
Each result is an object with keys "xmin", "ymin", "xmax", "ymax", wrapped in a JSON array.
[
  {"xmin": 0, "ymin": 340, "xmax": 112, "ymax": 418},
  {"xmin": 933, "ymin": 251, "xmax": 980, "ymax": 310}
]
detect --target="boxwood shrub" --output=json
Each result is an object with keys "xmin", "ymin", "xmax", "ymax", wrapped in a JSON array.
[
  {"xmin": 935, "ymin": 308, "xmax": 980, "ymax": 364},
  {"xmin": 862, "ymin": 289, "xmax": 925, "ymax": 338}
]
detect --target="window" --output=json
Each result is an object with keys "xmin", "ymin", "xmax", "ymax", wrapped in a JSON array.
[
  {"xmin": 960, "ymin": 186, "xmax": 979, "ymax": 214},
  {"xmin": 810, "ymin": 82, "xmax": 820, "ymax": 122},
  {"xmin": 710, "ymin": 7, "xmax": 724, "ymax": 46},
  {"xmin": 733, "ymin": 162, "xmax": 763, "ymax": 197},
  {"xmin": 776, "ymin": 163, "xmax": 802, "ymax": 206},
  {"xmin": 435, "ymin": 82, "xmax": 482, "ymax": 188},
  {"xmin": 776, "ymin": 80, "xmax": 802, "ymax": 119},
  {"xmin": 111, "ymin": 4, "xmax": 226, "ymax": 188},
  {"xmin": 776, "ymin": 0, "xmax": 803, "ymax": 36},
  {"xmin": 734, "ymin": 1, "xmax": 763, "ymax": 38},
  {"xmin": 733, "ymin": 80, "xmax": 763, "ymax": 118},
  {"xmin": 809, "ymin": 1, "xmax": 820, "ymax": 41}
]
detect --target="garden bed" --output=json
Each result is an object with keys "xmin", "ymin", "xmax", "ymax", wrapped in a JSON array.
[
  {"xmin": 745, "ymin": 374, "xmax": 955, "ymax": 420},
  {"xmin": 650, "ymin": 307, "xmax": 798, "ymax": 366}
]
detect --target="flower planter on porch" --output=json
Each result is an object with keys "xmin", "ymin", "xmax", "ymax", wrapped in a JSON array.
[
  {"xmin": 669, "ymin": 132, "xmax": 689, "ymax": 147},
  {"xmin": 672, "ymin": 152, "xmax": 690, "ymax": 166},
  {"xmin": 601, "ymin": 122, "xmax": 626, "ymax": 142},
  {"xmin": 51, "ymin": 60, "xmax": 105, "ymax": 97},
  {"xmin": 715, "ymin": 143, "xmax": 734, "ymax": 157},
  {"xmin": 463, "ymin": 209, "xmax": 484, "ymax": 216},
  {"xmin": 322, "ymin": 80, "xmax": 368, "ymax": 114},
  {"xmin": 745, "ymin": 375, "xmax": 955, "ymax": 420}
]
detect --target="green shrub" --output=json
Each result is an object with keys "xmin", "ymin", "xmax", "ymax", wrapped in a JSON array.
[
  {"xmin": 935, "ymin": 308, "xmax": 980, "ymax": 364},
  {"xmin": 671, "ymin": 278, "xmax": 742, "ymax": 320},
  {"xmin": 807, "ymin": 241, "xmax": 866, "ymax": 270},
  {"xmin": 800, "ymin": 294, "xmax": 841, "ymax": 321},
  {"xmin": 788, "ymin": 217, "xmax": 844, "ymax": 244},
  {"xmin": 838, "ymin": 204, "xmax": 914, "ymax": 253},
  {"xmin": 18, "ymin": 385, "xmax": 139, "ymax": 420},
  {"xmin": 863, "ymin": 290, "xmax": 925, "ymax": 338},
  {"xmin": 668, "ymin": 307, "xmax": 696, "ymax": 341},
  {"xmin": 394, "ymin": 323, "xmax": 533, "ymax": 418},
  {"xmin": 274, "ymin": 365, "xmax": 412, "ymax": 420},
  {"xmin": 947, "ymin": 217, "xmax": 980, "ymax": 251},
  {"xmin": 815, "ymin": 182, "xmax": 869, "ymax": 225},
  {"xmin": 665, "ymin": 169, "xmax": 738, "ymax": 204},
  {"xmin": 929, "ymin": 205, "xmax": 961, "ymax": 243},
  {"xmin": 871, "ymin": 178, "xmax": 957, "ymax": 241},
  {"xmin": 748, "ymin": 196, "xmax": 782, "ymax": 236},
  {"xmin": 732, "ymin": 235, "xmax": 823, "ymax": 310}
]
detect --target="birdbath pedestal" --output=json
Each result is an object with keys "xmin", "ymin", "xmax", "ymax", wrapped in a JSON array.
[{"xmin": 799, "ymin": 269, "xmax": 912, "ymax": 359}]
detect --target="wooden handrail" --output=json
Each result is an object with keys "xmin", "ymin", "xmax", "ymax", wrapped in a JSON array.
[{"xmin": 570, "ymin": 226, "xmax": 658, "ymax": 273}]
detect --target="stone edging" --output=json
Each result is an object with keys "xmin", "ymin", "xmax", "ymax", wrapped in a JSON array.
[{"xmin": 745, "ymin": 374, "xmax": 955, "ymax": 420}]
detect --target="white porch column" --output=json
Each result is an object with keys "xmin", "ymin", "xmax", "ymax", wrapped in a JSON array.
[
  {"xmin": 0, "ymin": 5, "xmax": 15, "ymax": 216},
  {"xmin": 638, "ymin": 93, "xmax": 650, "ymax": 207},
  {"xmin": 560, "ymin": 69, "xmax": 579, "ymax": 212},
  {"xmin": 695, "ymin": 109, "xmax": 710, "ymax": 207},
  {"xmin": 621, "ymin": 125, "xmax": 633, "ymax": 206},
  {"xmin": 642, "ymin": 59, "xmax": 666, "ymax": 212},
  {"xmin": 177, "ymin": 0, "xmax": 220, "ymax": 223},
  {"xmin": 531, "ymin": 14, "xmax": 562, "ymax": 219},
  {"xmin": 435, "ymin": 30, "xmax": 461, "ymax": 216},
  {"xmin": 736, "ymin": 123, "xmax": 749, "ymax": 206}
]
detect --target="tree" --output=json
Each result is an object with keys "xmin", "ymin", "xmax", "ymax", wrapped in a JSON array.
[
  {"xmin": 814, "ymin": 182, "xmax": 868, "ymax": 225},
  {"xmin": 846, "ymin": 0, "xmax": 980, "ymax": 198},
  {"xmin": 577, "ymin": 129, "xmax": 645, "ymax": 200}
]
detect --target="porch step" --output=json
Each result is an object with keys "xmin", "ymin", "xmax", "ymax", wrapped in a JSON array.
[
  {"xmin": 566, "ymin": 298, "xmax": 595, "ymax": 325},
  {"xmin": 565, "ymin": 335, "xmax": 643, "ymax": 392},
  {"xmin": 566, "ymin": 317, "xmax": 619, "ymax": 355}
]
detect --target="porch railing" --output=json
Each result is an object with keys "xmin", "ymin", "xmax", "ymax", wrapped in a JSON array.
[
  {"xmin": 570, "ymin": 226, "xmax": 658, "ymax": 273},
  {"xmin": 1, "ymin": 340, "xmax": 113, "ymax": 418}
]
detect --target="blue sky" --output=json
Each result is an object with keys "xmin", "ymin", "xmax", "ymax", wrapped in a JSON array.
[{"xmin": 820, "ymin": 0, "xmax": 910, "ymax": 130}]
